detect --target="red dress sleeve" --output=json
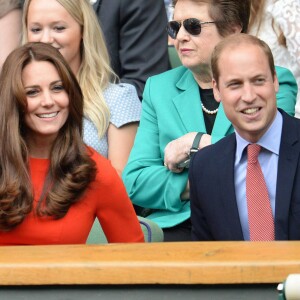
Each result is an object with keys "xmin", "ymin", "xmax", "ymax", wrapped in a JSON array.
[{"xmin": 88, "ymin": 149, "xmax": 144, "ymax": 243}]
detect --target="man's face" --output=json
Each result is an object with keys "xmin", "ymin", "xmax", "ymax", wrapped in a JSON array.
[{"xmin": 213, "ymin": 43, "xmax": 279, "ymax": 143}]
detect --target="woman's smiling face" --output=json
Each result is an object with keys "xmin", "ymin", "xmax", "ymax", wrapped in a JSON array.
[
  {"xmin": 22, "ymin": 60, "xmax": 70, "ymax": 141},
  {"xmin": 26, "ymin": 0, "xmax": 82, "ymax": 74}
]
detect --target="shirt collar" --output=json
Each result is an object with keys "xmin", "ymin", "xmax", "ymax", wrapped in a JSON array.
[{"xmin": 235, "ymin": 110, "xmax": 283, "ymax": 163}]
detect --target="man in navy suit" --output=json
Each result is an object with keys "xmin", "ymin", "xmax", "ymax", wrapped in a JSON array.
[{"xmin": 189, "ymin": 34, "xmax": 300, "ymax": 241}]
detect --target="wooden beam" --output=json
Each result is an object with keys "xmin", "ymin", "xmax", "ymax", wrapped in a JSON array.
[{"xmin": 0, "ymin": 241, "xmax": 299, "ymax": 285}]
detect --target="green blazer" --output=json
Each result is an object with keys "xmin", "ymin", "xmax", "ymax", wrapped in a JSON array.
[{"xmin": 122, "ymin": 66, "xmax": 297, "ymax": 228}]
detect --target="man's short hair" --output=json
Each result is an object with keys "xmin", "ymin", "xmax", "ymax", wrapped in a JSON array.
[{"xmin": 211, "ymin": 33, "xmax": 276, "ymax": 85}]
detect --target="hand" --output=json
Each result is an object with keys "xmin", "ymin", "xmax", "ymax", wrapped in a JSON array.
[
  {"xmin": 164, "ymin": 132, "xmax": 196, "ymax": 173},
  {"xmin": 164, "ymin": 133, "xmax": 212, "ymax": 173},
  {"xmin": 199, "ymin": 134, "xmax": 211, "ymax": 149}
]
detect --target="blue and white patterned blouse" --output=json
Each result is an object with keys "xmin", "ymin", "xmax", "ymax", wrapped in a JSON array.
[{"xmin": 83, "ymin": 83, "xmax": 141, "ymax": 157}]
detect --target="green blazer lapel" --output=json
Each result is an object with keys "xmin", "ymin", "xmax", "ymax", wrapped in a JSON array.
[
  {"xmin": 172, "ymin": 70, "xmax": 206, "ymax": 133},
  {"xmin": 211, "ymin": 103, "xmax": 233, "ymax": 142}
]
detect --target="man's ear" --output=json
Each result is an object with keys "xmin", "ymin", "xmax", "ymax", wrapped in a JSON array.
[{"xmin": 212, "ymin": 78, "xmax": 221, "ymax": 103}]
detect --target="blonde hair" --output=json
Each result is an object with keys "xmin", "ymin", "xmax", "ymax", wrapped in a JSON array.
[
  {"xmin": 249, "ymin": 0, "xmax": 286, "ymax": 47},
  {"xmin": 22, "ymin": 0, "xmax": 117, "ymax": 138}
]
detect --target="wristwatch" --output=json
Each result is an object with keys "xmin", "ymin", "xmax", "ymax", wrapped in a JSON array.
[
  {"xmin": 177, "ymin": 132, "xmax": 204, "ymax": 169},
  {"xmin": 189, "ymin": 132, "xmax": 204, "ymax": 157}
]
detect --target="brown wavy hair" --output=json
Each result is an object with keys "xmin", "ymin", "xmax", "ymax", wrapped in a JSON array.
[
  {"xmin": 0, "ymin": 42, "xmax": 96, "ymax": 231},
  {"xmin": 172, "ymin": 0, "xmax": 251, "ymax": 35},
  {"xmin": 248, "ymin": 0, "xmax": 286, "ymax": 47}
]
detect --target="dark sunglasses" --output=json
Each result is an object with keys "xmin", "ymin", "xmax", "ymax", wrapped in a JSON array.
[{"xmin": 166, "ymin": 18, "xmax": 217, "ymax": 39}]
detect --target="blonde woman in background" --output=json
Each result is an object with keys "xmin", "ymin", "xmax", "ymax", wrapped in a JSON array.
[
  {"xmin": 248, "ymin": 0, "xmax": 300, "ymax": 117},
  {"xmin": 0, "ymin": 0, "xmax": 22, "ymax": 72},
  {"xmin": 22, "ymin": 0, "xmax": 141, "ymax": 176}
]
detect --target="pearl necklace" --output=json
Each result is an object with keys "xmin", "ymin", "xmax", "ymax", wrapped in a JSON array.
[{"xmin": 201, "ymin": 102, "xmax": 219, "ymax": 115}]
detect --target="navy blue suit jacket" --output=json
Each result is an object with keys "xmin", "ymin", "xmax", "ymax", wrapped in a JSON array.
[{"xmin": 189, "ymin": 110, "xmax": 300, "ymax": 241}]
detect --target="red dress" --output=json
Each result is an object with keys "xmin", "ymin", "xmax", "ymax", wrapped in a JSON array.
[{"xmin": 0, "ymin": 148, "xmax": 144, "ymax": 245}]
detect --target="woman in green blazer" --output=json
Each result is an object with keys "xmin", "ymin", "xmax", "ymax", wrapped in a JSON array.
[{"xmin": 122, "ymin": 0, "xmax": 297, "ymax": 241}]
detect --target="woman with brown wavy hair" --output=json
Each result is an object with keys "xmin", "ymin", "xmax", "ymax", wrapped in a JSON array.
[
  {"xmin": 248, "ymin": 0, "xmax": 300, "ymax": 117},
  {"xmin": 0, "ymin": 42, "xmax": 144, "ymax": 244}
]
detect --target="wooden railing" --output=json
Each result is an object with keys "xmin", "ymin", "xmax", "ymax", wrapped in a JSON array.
[{"xmin": 0, "ymin": 241, "xmax": 299, "ymax": 285}]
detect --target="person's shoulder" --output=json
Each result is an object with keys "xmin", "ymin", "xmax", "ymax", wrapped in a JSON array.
[
  {"xmin": 87, "ymin": 147, "xmax": 115, "ymax": 175},
  {"xmin": 149, "ymin": 66, "xmax": 189, "ymax": 83},
  {"xmin": 104, "ymin": 82, "xmax": 138, "ymax": 98},
  {"xmin": 275, "ymin": 65, "xmax": 295, "ymax": 79},
  {"xmin": 144, "ymin": 66, "xmax": 190, "ymax": 96},
  {"xmin": 104, "ymin": 83, "xmax": 141, "ymax": 124},
  {"xmin": 87, "ymin": 146, "xmax": 106, "ymax": 164},
  {"xmin": 142, "ymin": 66, "xmax": 195, "ymax": 104},
  {"xmin": 104, "ymin": 82, "xmax": 140, "ymax": 105},
  {"xmin": 86, "ymin": 147, "xmax": 125, "ymax": 198},
  {"xmin": 281, "ymin": 109, "xmax": 300, "ymax": 127},
  {"xmin": 279, "ymin": 110, "xmax": 300, "ymax": 152},
  {"xmin": 192, "ymin": 134, "xmax": 235, "ymax": 165}
]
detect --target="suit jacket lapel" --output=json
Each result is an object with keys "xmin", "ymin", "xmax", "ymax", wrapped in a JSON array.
[
  {"xmin": 217, "ymin": 134, "xmax": 244, "ymax": 239},
  {"xmin": 172, "ymin": 69, "xmax": 233, "ymax": 137},
  {"xmin": 172, "ymin": 70, "xmax": 206, "ymax": 133},
  {"xmin": 212, "ymin": 103, "xmax": 232, "ymax": 137},
  {"xmin": 275, "ymin": 110, "xmax": 300, "ymax": 239}
]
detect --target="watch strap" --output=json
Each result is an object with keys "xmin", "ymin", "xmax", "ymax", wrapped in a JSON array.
[{"xmin": 190, "ymin": 132, "xmax": 204, "ymax": 157}]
